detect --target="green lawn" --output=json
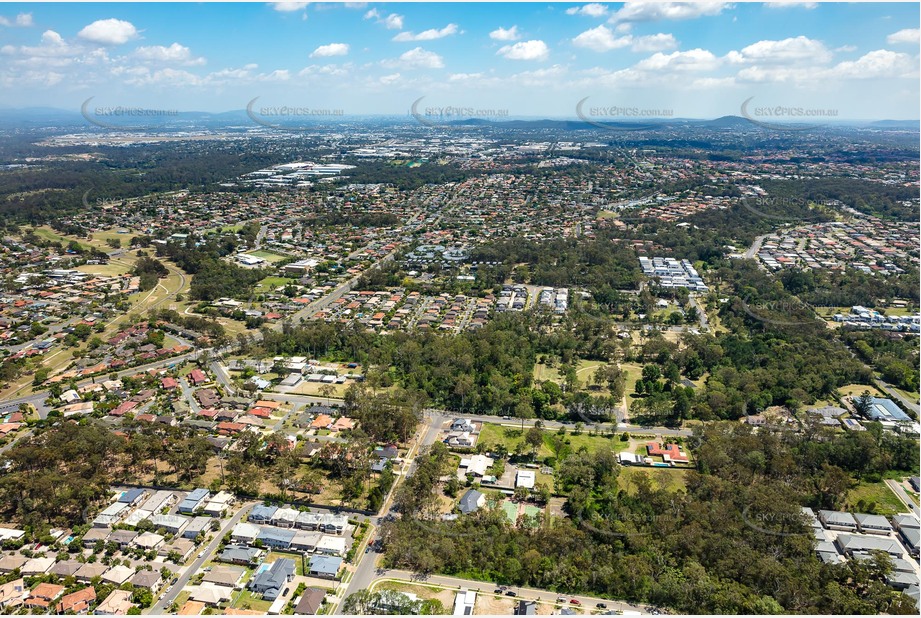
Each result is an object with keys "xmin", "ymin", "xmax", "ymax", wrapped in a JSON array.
[
  {"xmin": 255, "ymin": 276, "xmax": 298, "ymax": 292},
  {"xmin": 620, "ymin": 362, "xmax": 644, "ymax": 407},
  {"xmin": 617, "ymin": 466, "xmax": 689, "ymax": 494},
  {"xmin": 844, "ymin": 481, "xmax": 907, "ymax": 516},
  {"xmin": 837, "ymin": 384, "xmax": 885, "ymax": 398},
  {"xmin": 477, "ymin": 423, "xmax": 629, "ymax": 461},
  {"xmin": 533, "ymin": 363, "xmax": 561, "ymax": 383},
  {"xmin": 231, "ymin": 590, "xmax": 273, "ymax": 612},
  {"xmin": 250, "ymin": 250, "xmax": 288, "ymax": 263}
]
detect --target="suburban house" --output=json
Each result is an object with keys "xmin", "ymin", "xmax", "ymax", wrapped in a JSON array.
[
  {"xmin": 835, "ymin": 534, "xmax": 904, "ymax": 557},
  {"xmin": 308, "ymin": 556, "xmax": 342, "ymax": 580},
  {"xmin": 645, "ymin": 442, "xmax": 689, "ymax": 464},
  {"xmin": 150, "ymin": 514, "xmax": 191, "ymax": 535},
  {"xmin": 458, "ymin": 489, "xmax": 485, "ymax": 515},
  {"xmin": 450, "ymin": 418, "xmax": 476, "ymax": 432},
  {"xmin": 219, "ymin": 545, "xmax": 263, "ymax": 566},
  {"xmin": 515, "ymin": 600, "xmax": 537, "ymax": 615},
  {"xmin": 25, "ymin": 583, "xmax": 64, "ymax": 610},
  {"xmin": 249, "ymin": 505, "xmax": 278, "ymax": 524},
  {"xmin": 854, "ymin": 513, "xmax": 893, "ymax": 535},
  {"xmin": 516, "ymin": 470, "xmax": 536, "ymax": 489},
  {"xmin": 203, "ymin": 566, "xmax": 246, "ymax": 588},
  {"xmin": 130, "ymin": 570, "xmax": 163, "ymax": 592},
  {"xmin": 459, "ymin": 454, "xmax": 493, "ymax": 478},
  {"xmin": 117, "ymin": 488, "xmax": 147, "ymax": 506},
  {"xmin": 453, "ymin": 589, "xmax": 476, "ymax": 615},
  {"xmin": 293, "ymin": 588, "xmax": 326, "ymax": 615},
  {"xmin": 94, "ymin": 589, "xmax": 134, "ymax": 615},
  {"xmin": 178, "ymin": 488, "xmax": 210, "ymax": 514},
  {"xmin": 249, "ymin": 559, "xmax": 296, "ymax": 601},
  {"xmin": 818, "ymin": 510, "xmax": 859, "ymax": 532},
  {"xmin": 57, "ymin": 587, "xmax": 97, "ymax": 614},
  {"xmin": 0, "ymin": 578, "xmax": 26, "ymax": 609}
]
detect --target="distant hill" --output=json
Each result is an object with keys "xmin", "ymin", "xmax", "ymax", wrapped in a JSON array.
[
  {"xmin": 0, "ymin": 106, "xmax": 916, "ymax": 132},
  {"xmin": 866, "ymin": 119, "xmax": 920, "ymax": 129},
  {"xmin": 702, "ymin": 115, "xmax": 756, "ymax": 129}
]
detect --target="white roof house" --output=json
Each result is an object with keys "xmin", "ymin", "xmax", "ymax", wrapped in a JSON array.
[
  {"xmin": 315, "ymin": 535, "xmax": 347, "ymax": 556},
  {"xmin": 459, "ymin": 454, "xmax": 493, "ymax": 478},
  {"xmin": 516, "ymin": 470, "xmax": 536, "ymax": 489}
]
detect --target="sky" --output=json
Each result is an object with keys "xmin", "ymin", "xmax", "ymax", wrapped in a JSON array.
[{"xmin": 0, "ymin": 2, "xmax": 918, "ymax": 120}]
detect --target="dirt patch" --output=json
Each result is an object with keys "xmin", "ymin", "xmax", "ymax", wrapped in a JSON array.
[
  {"xmin": 475, "ymin": 594, "xmax": 516, "ymax": 615},
  {"xmin": 378, "ymin": 581, "xmax": 455, "ymax": 609}
]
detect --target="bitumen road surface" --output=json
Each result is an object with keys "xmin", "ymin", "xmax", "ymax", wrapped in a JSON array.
[{"xmin": 148, "ymin": 501, "xmax": 257, "ymax": 614}]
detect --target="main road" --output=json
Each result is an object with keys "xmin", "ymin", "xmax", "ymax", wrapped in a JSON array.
[
  {"xmin": 363, "ymin": 569, "xmax": 651, "ymax": 615},
  {"xmin": 884, "ymin": 479, "xmax": 920, "ymax": 518}
]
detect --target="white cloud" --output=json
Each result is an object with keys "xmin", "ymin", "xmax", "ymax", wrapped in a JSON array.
[
  {"xmin": 134, "ymin": 43, "xmax": 205, "ymax": 66},
  {"xmin": 383, "ymin": 46, "xmax": 444, "ymax": 69},
  {"xmin": 77, "ymin": 18, "xmax": 138, "ymax": 45},
  {"xmin": 393, "ymin": 24, "xmax": 458, "ymax": 42},
  {"xmin": 382, "ymin": 13, "xmax": 403, "ymax": 30},
  {"xmin": 573, "ymin": 25, "xmax": 631, "ymax": 51},
  {"xmin": 270, "ymin": 2, "xmax": 310, "ymax": 11},
  {"xmin": 310, "ymin": 43, "xmax": 349, "ymax": 57},
  {"xmin": 609, "ymin": 2, "xmax": 729, "ymax": 23},
  {"xmin": 9, "ymin": 30, "xmax": 77, "ymax": 59},
  {"xmin": 634, "ymin": 48, "xmax": 719, "ymax": 72},
  {"xmin": 379, "ymin": 72, "xmax": 401, "ymax": 85},
  {"xmin": 764, "ymin": 2, "xmax": 818, "ymax": 9},
  {"xmin": 0, "ymin": 13, "xmax": 32, "ymax": 27},
  {"xmin": 887, "ymin": 28, "xmax": 920, "ymax": 45},
  {"xmin": 632, "ymin": 33, "xmax": 678, "ymax": 52},
  {"xmin": 566, "ymin": 4, "xmax": 609, "ymax": 17},
  {"xmin": 828, "ymin": 49, "xmax": 917, "ymax": 79},
  {"xmin": 834, "ymin": 45, "xmax": 857, "ymax": 53},
  {"xmin": 364, "ymin": 9, "xmax": 403, "ymax": 30},
  {"xmin": 448, "ymin": 72, "xmax": 484, "ymax": 81},
  {"xmin": 726, "ymin": 36, "xmax": 832, "ymax": 64},
  {"xmin": 298, "ymin": 62, "xmax": 352, "ymax": 77},
  {"xmin": 497, "ymin": 39, "xmax": 549, "ymax": 61},
  {"xmin": 573, "ymin": 26, "xmax": 677, "ymax": 52},
  {"xmin": 489, "ymin": 26, "xmax": 520, "ymax": 41}
]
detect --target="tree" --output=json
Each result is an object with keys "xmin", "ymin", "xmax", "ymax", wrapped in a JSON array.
[
  {"xmin": 853, "ymin": 390, "xmax": 874, "ymax": 417},
  {"xmin": 524, "ymin": 426, "xmax": 543, "ymax": 454},
  {"xmin": 318, "ymin": 383, "xmax": 336, "ymax": 406}
]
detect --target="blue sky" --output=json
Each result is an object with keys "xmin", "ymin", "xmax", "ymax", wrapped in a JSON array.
[{"xmin": 0, "ymin": 2, "xmax": 918, "ymax": 119}]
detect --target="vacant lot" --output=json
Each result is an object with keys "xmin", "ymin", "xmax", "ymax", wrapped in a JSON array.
[
  {"xmin": 844, "ymin": 481, "xmax": 905, "ymax": 517},
  {"xmin": 617, "ymin": 466, "xmax": 690, "ymax": 494},
  {"xmin": 477, "ymin": 423, "xmax": 629, "ymax": 461}
]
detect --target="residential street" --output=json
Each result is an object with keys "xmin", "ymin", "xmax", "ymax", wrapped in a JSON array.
[{"xmin": 148, "ymin": 500, "xmax": 257, "ymax": 614}]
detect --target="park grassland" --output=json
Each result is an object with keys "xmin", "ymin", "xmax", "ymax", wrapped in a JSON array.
[{"xmin": 476, "ymin": 423, "xmax": 631, "ymax": 461}]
